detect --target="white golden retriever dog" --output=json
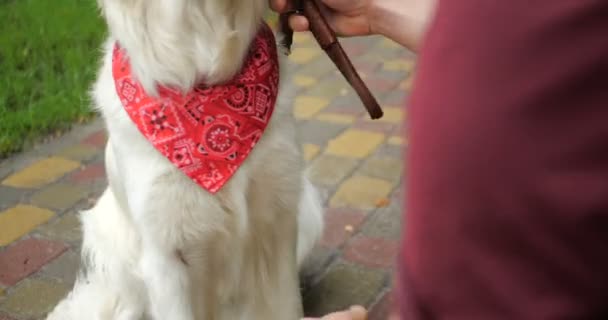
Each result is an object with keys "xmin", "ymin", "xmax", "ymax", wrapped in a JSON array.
[{"xmin": 47, "ymin": 1, "xmax": 324, "ymax": 319}]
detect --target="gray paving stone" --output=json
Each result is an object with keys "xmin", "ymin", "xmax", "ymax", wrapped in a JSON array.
[
  {"xmin": 40, "ymin": 250, "xmax": 80, "ymax": 287},
  {"xmin": 325, "ymin": 94, "xmax": 367, "ymax": 117},
  {"xmin": 381, "ymin": 90, "xmax": 409, "ymax": 106},
  {"xmin": 302, "ymin": 262, "xmax": 387, "ymax": 317},
  {"xmin": 37, "ymin": 212, "xmax": 82, "ymax": 244},
  {"xmin": 362, "ymin": 197, "xmax": 402, "ymax": 240},
  {"xmin": 300, "ymin": 246, "xmax": 337, "ymax": 287},
  {"xmin": 297, "ymin": 121, "xmax": 347, "ymax": 146},
  {"xmin": 374, "ymin": 144, "xmax": 403, "ymax": 159},
  {"xmin": 295, "ymin": 55, "xmax": 334, "ymax": 79},
  {"xmin": 30, "ymin": 184, "xmax": 89, "ymax": 211},
  {"xmin": 0, "ymin": 186, "xmax": 26, "ymax": 211},
  {"xmin": 306, "ymin": 77, "xmax": 350, "ymax": 100},
  {"xmin": 0, "ymin": 278, "xmax": 69, "ymax": 318}
]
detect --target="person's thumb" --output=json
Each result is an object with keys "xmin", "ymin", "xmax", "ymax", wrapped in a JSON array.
[
  {"xmin": 347, "ymin": 305, "xmax": 367, "ymax": 320},
  {"xmin": 302, "ymin": 305, "xmax": 367, "ymax": 320}
]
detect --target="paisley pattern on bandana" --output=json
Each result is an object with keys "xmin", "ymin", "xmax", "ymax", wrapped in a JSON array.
[{"xmin": 112, "ymin": 24, "xmax": 279, "ymax": 193}]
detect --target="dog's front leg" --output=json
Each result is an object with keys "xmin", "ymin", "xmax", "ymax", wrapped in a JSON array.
[
  {"xmin": 138, "ymin": 231, "xmax": 194, "ymax": 320},
  {"xmin": 128, "ymin": 189, "xmax": 195, "ymax": 320}
]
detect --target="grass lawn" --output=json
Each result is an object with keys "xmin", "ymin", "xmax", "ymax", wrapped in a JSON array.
[{"xmin": 0, "ymin": 0, "xmax": 106, "ymax": 158}]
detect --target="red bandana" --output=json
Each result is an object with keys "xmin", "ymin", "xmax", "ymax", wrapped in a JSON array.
[{"xmin": 112, "ymin": 24, "xmax": 279, "ymax": 193}]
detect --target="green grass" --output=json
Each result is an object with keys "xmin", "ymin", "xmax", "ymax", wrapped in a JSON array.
[{"xmin": 0, "ymin": 0, "xmax": 106, "ymax": 158}]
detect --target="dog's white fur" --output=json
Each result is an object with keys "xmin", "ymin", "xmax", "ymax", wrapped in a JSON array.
[{"xmin": 47, "ymin": 1, "xmax": 324, "ymax": 319}]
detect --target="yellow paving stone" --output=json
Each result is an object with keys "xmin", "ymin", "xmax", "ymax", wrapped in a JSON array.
[
  {"xmin": 0, "ymin": 287, "xmax": 5, "ymax": 298},
  {"xmin": 289, "ymin": 47, "xmax": 321, "ymax": 64},
  {"xmin": 330, "ymin": 175, "xmax": 394, "ymax": 209},
  {"xmin": 303, "ymin": 144, "xmax": 321, "ymax": 162},
  {"xmin": 388, "ymin": 136, "xmax": 404, "ymax": 146},
  {"xmin": 293, "ymin": 75, "xmax": 317, "ymax": 87},
  {"xmin": 309, "ymin": 155, "xmax": 359, "ymax": 187},
  {"xmin": 0, "ymin": 205, "xmax": 55, "ymax": 246},
  {"xmin": 2, "ymin": 157, "xmax": 80, "ymax": 189},
  {"xmin": 367, "ymin": 107, "xmax": 403, "ymax": 124},
  {"xmin": 316, "ymin": 113, "xmax": 356, "ymax": 125},
  {"xmin": 326, "ymin": 130, "xmax": 385, "ymax": 158},
  {"xmin": 293, "ymin": 96, "xmax": 330, "ymax": 119},
  {"xmin": 384, "ymin": 59, "xmax": 415, "ymax": 72}
]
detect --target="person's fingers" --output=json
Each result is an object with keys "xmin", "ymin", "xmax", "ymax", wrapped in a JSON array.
[
  {"xmin": 348, "ymin": 305, "xmax": 368, "ymax": 320},
  {"xmin": 285, "ymin": 3, "xmax": 331, "ymax": 34},
  {"xmin": 303, "ymin": 311, "xmax": 352, "ymax": 320},
  {"xmin": 277, "ymin": 0, "xmax": 371, "ymax": 36},
  {"xmin": 287, "ymin": 2, "xmax": 369, "ymax": 37},
  {"xmin": 271, "ymin": 0, "xmax": 311, "ymax": 13},
  {"xmin": 320, "ymin": 0, "xmax": 366, "ymax": 11},
  {"xmin": 289, "ymin": 14, "xmax": 310, "ymax": 31},
  {"xmin": 330, "ymin": 14, "xmax": 371, "ymax": 37},
  {"xmin": 270, "ymin": 0, "xmax": 287, "ymax": 12},
  {"xmin": 302, "ymin": 306, "xmax": 368, "ymax": 320}
]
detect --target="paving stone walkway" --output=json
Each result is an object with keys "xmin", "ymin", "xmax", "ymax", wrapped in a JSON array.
[{"xmin": 0, "ymin": 32, "xmax": 413, "ymax": 320}]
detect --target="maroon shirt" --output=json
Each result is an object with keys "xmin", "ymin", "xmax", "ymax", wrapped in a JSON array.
[{"xmin": 400, "ymin": 0, "xmax": 608, "ymax": 319}]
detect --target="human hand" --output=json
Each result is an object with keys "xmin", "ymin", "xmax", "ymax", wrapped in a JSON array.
[
  {"xmin": 270, "ymin": 0, "xmax": 376, "ymax": 37},
  {"xmin": 269, "ymin": 0, "xmax": 437, "ymax": 51},
  {"xmin": 302, "ymin": 305, "xmax": 368, "ymax": 320}
]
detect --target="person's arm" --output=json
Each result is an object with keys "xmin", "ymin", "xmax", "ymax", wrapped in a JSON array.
[
  {"xmin": 372, "ymin": 0, "xmax": 436, "ymax": 51},
  {"xmin": 270, "ymin": 0, "xmax": 437, "ymax": 52}
]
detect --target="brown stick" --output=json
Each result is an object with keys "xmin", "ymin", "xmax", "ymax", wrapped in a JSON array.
[{"xmin": 280, "ymin": 0, "xmax": 384, "ymax": 119}]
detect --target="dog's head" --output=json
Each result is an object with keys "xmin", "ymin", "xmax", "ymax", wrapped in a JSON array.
[
  {"xmin": 97, "ymin": 0, "xmax": 270, "ymax": 92},
  {"xmin": 96, "ymin": 0, "xmax": 268, "ymax": 44}
]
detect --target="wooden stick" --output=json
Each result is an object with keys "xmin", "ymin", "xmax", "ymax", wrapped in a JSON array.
[{"xmin": 280, "ymin": 0, "xmax": 384, "ymax": 119}]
